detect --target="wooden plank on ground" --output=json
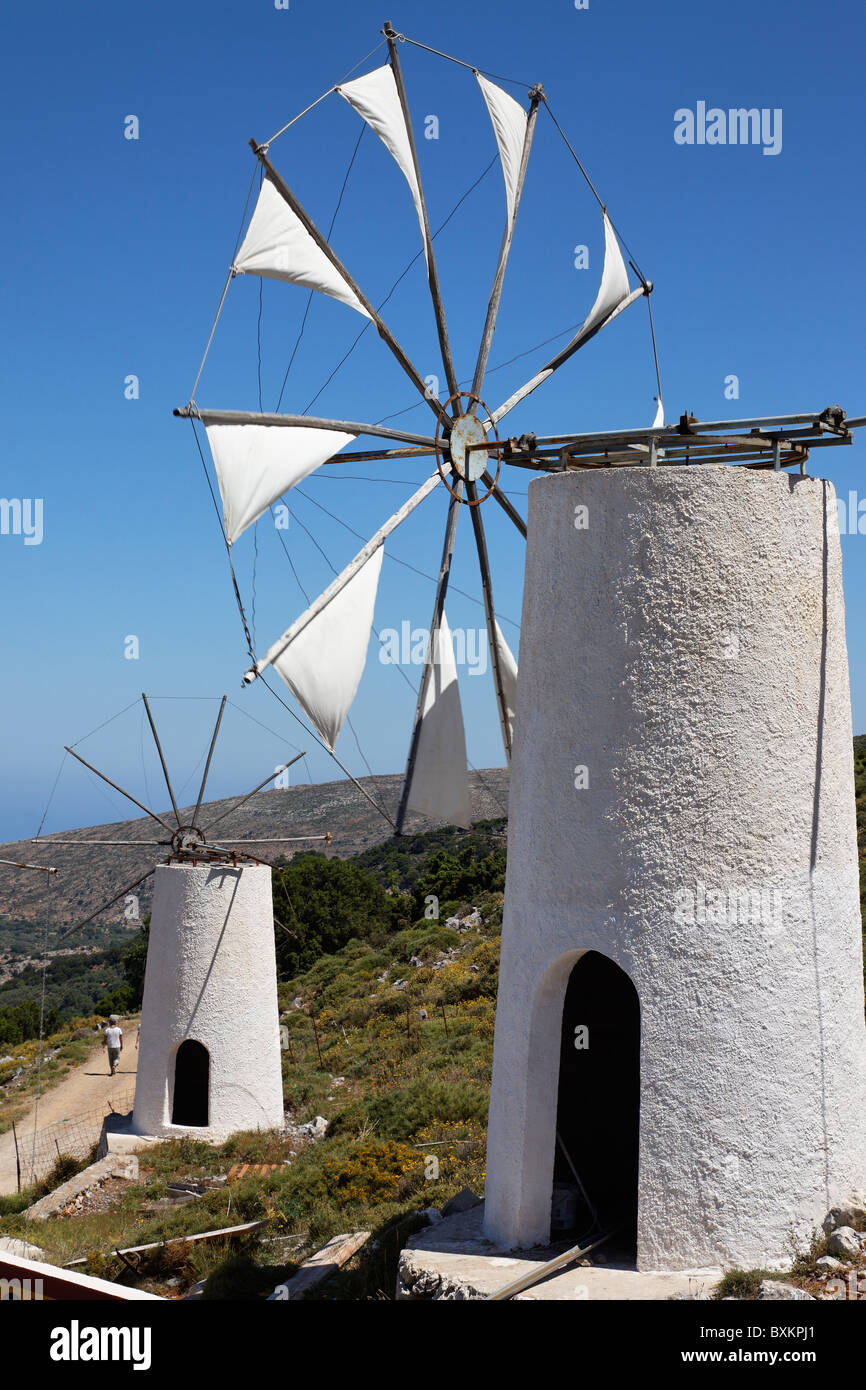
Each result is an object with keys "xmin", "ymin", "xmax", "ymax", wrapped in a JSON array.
[
  {"xmin": 267, "ymin": 1230, "xmax": 371, "ymax": 1301},
  {"xmin": 0, "ymin": 1250, "xmax": 163, "ymax": 1301},
  {"xmin": 62, "ymin": 1219, "xmax": 267, "ymax": 1267}
]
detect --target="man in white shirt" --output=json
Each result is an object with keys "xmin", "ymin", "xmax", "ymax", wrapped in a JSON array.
[{"xmin": 103, "ymin": 1015, "xmax": 123, "ymax": 1076}]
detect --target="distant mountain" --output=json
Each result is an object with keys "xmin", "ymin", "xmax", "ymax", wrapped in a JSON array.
[{"xmin": 0, "ymin": 769, "xmax": 510, "ymax": 942}]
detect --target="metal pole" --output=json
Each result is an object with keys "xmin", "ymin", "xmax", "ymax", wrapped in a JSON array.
[
  {"xmin": 141, "ymin": 694, "xmax": 182, "ymax": 826},
  {"xmin": 384, "ymin": 21, "xmax": 461, "ymax": 403},
  {"xmin": 0, "ymin": 857, "xmax": 58, "ymax": 873},
  {"xmin": 205, "ymin": 752, "xmax": 306, "ymax": 833},
  {"xmin": 12, "ymin": 1121, "xmax": 21, "ymax": 1192},
  {"xmin": 60, "ymin": 867, "xmax": 157, "ymax": 942},
  {"xmin": 395, "ymin": 482, "xmax": 464, "ymax": 832},
  {"xmin": 248, "ymin": 144, "xmax": 445, "ymax": 428},
  {"xmin": 193, "ymin": 695, "xmax": 227, "ymax": 827},
  {"xmin": 481, "ymin": 471, "xmax": 528, "ymax": 538},
  {"xmin": 63, "ymin": 746, "xmax": 177, "ymax": 837}
]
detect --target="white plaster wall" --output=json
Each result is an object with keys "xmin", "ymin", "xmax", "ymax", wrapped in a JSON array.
[
  {"xmin": 132, "ymin": 863, "xmax": 284, "ymax": 1141},
  {"xmin": 484, "ymin": 467, "xmax": 866, "ymax": 1270}
]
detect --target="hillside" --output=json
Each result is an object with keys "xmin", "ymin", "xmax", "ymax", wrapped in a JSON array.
[{"xmin": 0, "ymin": 768, "xmax": 510, "ymax": 941}]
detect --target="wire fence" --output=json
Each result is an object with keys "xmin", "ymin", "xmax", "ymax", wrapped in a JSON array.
[{"xmin": 12, "ymin": 1091, "xmax": 135, "ymax": 1189}]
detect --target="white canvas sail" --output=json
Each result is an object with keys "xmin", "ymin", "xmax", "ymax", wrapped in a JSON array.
[
  {"xmin": 476, "ymin": 73, "xmax": 528, "ymax": 232},
  {"xmin": 272, "ymin": 543, "xmax": 384, "ymax": 750},
  {"xmin": 406, "ymin": 615, "xmax": 471, "ymax": 828},
  {"xmin": 205, "ymin": 423, "xmax": 355, "ymax": 544},
  {"xmin": 233, "ymin": 177, "xmax": 371, "ymax": 319},
  {"xmin": 652, "ymin": 396, "xmax": 664, "ymax": 429},
  {"xmin": 488, "ymin": 211, "xmax": 639, "ymax": 427},
  {"xmin": 337, "ymin": 65, "xmax": 428, "ymax": 266},
  {"xmin": 579, "ymin": 211, "xmax": 631, "ymax": 341},
  {"xmin": 492, "ymin": 619, "xmax": 518, "ymax": 756}
]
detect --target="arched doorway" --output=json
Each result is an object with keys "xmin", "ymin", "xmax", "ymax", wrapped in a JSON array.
[
  {"xmin": 171, "ymin": 1039, "xmax": 210, "ymax": 1127},
  {"xmin": 552, "ymin": 951, "xmax": 640, "ymax": 1248}
]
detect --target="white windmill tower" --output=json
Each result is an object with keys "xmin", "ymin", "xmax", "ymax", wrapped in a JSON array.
[
  {"xmin": 170, "ymin": 20, "xmax": 866, "ymax": 1266},
  {"xmin": 44, "ymin": 695, "xmax": 329, "ymax": 1141}
]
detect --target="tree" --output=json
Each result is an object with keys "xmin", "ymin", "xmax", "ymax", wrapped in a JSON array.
[
  {"xmin": 271, "ymin": 853, "xmax": 403, "ymax": 978},
  {"xmin": 411, "ymin": 845, "xmax": 506, "ymax": 917},
  {"xmin": 120, "ymin": 918, "xmax": 150, "ymax": 1007}
]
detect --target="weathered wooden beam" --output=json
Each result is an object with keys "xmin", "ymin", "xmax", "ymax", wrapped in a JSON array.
[
  {"xmin": 384, "ymin": 21, "xmax": 461, "ymax": 404},
  {"xmin": 470, "ymin": 90, "xmax": 542, "ymax": 402},
  {"xmin": 62, "ymin": 1220, "xmax": 268, "ymax": 1267},
  {"xmin": 243, "ymin": 472, "xmax": 441, "ymax": 684},
  {"xmin": 174, "ymin": 405, "xmax": 437, "ymax": 450},
  {"xmin": 248, "ymin": 144, "xmax": 445, "ymax": 427},
  {"xmin": 481, "ymin": 470, "xmax": 528, "ymax": 538},
  {"xmin": 466, "ymin": 483, "xmax": 512, "ymax": 761},
  {"xmin": 267, "ymin": 1230, "xmax": 371, "ymax": 1300},
  {"xmin": 396, "ymin": 481, "xmax": 464, "ymax": 834}
]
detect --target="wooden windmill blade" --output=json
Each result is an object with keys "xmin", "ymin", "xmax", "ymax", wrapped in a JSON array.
[{"xmin": 41, "ymin": 695, "xmax": 328, "ymax": 942}]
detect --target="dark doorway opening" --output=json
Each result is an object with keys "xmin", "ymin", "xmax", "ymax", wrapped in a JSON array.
[
  {"xmin": 172, "ymin": 1039, "xmax": 210, "ymax": 1127},
  {"xmin": 552, "ymin": 951, "xmax": 640, "ymax": 1250}
]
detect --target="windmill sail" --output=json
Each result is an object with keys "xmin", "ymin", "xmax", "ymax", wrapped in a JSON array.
[
  {"xmin": 489, "ymin": 210, "xmax": 643, "ymax": 426},
  {"xmin": 492, "ymin": 619, "xmax": 518, "ymax": 756},
  {"xmin": 652, "ymin": 397, "xmax": 664, "ymax": 429},
  {"xmin": 234, "ymin": 175, "xmax": 371, "ymax": 318},
  {"xmin": 205, "ymin": 422, "xmax": 356, "ymax": 544},
  {"xmin": 406, "ymin": 615, "xmax": 471, "ymax": 829},
  {"xmin": 272, "ymin": 544, "xmax": 384, "ymax": 751},
  {"xmin": 337, "ymin": 65, "xmax": 429, "ymax": 267},
  {"xmin": 476, "ymin": 73, "xmax": 528, "ymax": 233},
  {"xmin": 244, "ymin": 472, "xmax": 440, "ymax": 682},
  {"xmin": 579, "ymin": 211, "xmax": 630, "ymax": 340}
]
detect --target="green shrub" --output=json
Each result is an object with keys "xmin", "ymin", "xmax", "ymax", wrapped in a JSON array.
[
  {"xmin": 713, "ymin": 1268, "xmax": 773, "ymax": 1300},
  {"xmin": 334, "ymin": 1078, "xmax": 488, "ymax": 1141}
]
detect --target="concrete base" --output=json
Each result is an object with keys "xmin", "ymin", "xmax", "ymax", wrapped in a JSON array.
[
  {"xmin": 398, "ymin": 1205, "xmax": 721, "ymax": 1300},
  {"xmin": 97, "ymin": 1111, "xmax": 166, "ymax": 1160}
]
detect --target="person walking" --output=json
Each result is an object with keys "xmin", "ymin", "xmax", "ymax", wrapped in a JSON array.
[{"xmin": 103, "ymin": 1015, "xmax": 123, "ymax": 1076}]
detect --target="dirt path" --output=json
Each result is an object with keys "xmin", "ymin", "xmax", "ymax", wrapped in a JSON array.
[{"xmin": 0, "ymin": 1034, "xmax": 138, "ymax": 1193}]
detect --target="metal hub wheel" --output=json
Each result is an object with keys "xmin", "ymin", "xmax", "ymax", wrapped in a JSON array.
[
  {"xmin": 435, "ymin": 393, "xmax": 501, "ymax": 504},
  {"xmin": 172, "ymin": 825, "xmax": 207, "ymax": 857}
]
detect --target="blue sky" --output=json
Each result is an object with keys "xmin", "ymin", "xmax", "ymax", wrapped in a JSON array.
[{"xmin": 1, "ymin": 0, "xmax": 865, "ymax": 843}]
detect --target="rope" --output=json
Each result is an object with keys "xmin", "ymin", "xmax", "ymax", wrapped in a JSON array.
[
  {"xmin": 188, "ymin": 164, "xmax": 260, "ymax": 402},
  {"xmin": 33, "ymin": 752, "xmax": 68, "ymax": 841},
  {"xmin": 259, "ymin": 674, "xmax": 397, "ymax": 831},
  {"xmin": 647, "ymin": 295, "xmax": 664, "ymax": 408},
  {"xmin": 191, "ymin": 418, "xmax": 395, "ymax": 830},
  {"xmin": 292, "ymin": 485, "xmax": 520, "ymax": 631},
  {"xmin": 269, "ymin": 504, "xmax": 310, "ymax": 603},
  {"xmin": 275, "ymin": 125, "xmax": 366, "ymax": 413},
  {"xmin": 541, "ymin": 98, "xmax": 649, "ymax": 287},
  {"xmin": 190, "ymin": 417, "xmax": 257, "ymax": 666},
  {"xmin": 264, "ymin": 37, "xmax": 388, "ymax": 147},
  {"xmin": 303, "ymin": 154, "xmax": 498, "ymax": 415},
  {"xmin": 374, "ymin": 317, "xmax": 590, "ymax": 426},
  {"xmin": 397, "ymin": 32, "xmax": 537, "ymax": 90}
]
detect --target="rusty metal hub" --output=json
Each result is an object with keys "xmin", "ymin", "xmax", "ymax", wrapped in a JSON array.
[{"xmin": 171, "ymin": 824, "xmax": 207, "ymax": 857}]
